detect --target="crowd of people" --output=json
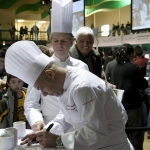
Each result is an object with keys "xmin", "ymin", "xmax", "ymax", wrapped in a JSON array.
[
  {"xmin": 111, "ymin": 21, "xmax": 131, "ymax": 36},
  {"xmin": 0, "ymin": 0, "xmax": 150, "ymax": 150}
]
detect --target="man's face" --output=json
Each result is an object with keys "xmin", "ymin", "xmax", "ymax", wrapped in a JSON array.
[
  {"xmin": 34, "ymin": 70, "xmax": 64, "ymax": 97},
  {"xmin": 76, "ymin": 34, "xmax": 94, "ymax": 56},
  {"xmin": 8, "ymin": 77, "xmax": 24, "ymax": 92},
  {"xmin": 51, "ymin": 33, "xmax": 73, "ymax": 60}
]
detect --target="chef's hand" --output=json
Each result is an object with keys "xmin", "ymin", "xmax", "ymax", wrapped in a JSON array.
[
  {"xmin": 20, "ymin": 131, "xmax": 38, "ymax": 146},
  {"xmin": 36, "ymin": 131, "xmax": 59, "ymax": 148},
  {"xmin": 107, "ymin": 82, "xmax": 116, "ymax": 89},
  {"xmin": 32, "ymin": 121, "xmax": 45, "ymax": 131}
]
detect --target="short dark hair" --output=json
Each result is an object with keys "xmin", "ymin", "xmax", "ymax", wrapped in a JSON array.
[
  {"xmin": 7, "ymin": 74, "xmax": 18, "ymax": 83},
  {"xmin": 107, "ymin": 49, "xmax": 113, "ymax": 56},
  {"xmin": 116, "ymin": 43, "xmax": 134, "ymax": 65},
  {"xmin": 134, "ymin": 45, "xmax": 143, "ymax": 56}
]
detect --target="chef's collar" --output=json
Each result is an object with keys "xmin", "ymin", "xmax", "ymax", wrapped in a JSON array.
[
  {"xmin": 52, "ymin": 54, "xmax": 70, "ymax": 62},
  {"xmin": 63, "ymin": 66, "xmax": 71, "ymax": 92}
]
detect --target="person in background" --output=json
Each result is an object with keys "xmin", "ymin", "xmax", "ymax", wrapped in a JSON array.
[
  {"xmin": 120, "ymin": 23, "xmax": 126, "ymax": 35},
  {"xmin": 126, "ymin": 21, "xmax": 131, "ymax": 35},
  {"xmin": 103, "ymin": 49, "xmax": 114, "ymax": 71},
  {"xmin": 112, "ymin": 24, "xmax": 116, "ymax": 36},
  {"xmin": 25, "ymin": 34, "xmax": 89, "ymax": 132},
  {"xmin": 38, "ymin": 45, "xmax": 53, "ymax": 57},
  {"xmin": 8, "ymin": 23, "xmax": 13, "ymax": 41},
  {"xmin": 69, "ymin": 27, "xmax": 115, "ymax": 88},
  {"xmin": 145, "ymin": 57, "xmax": 150, "ymax": 139},
  {"xmin": 20, "ymin": 26, "xmax": 24, "ymax": 40},
  {"xmin": 0, "ymin": 48, "xmax": 8, "ymax": 98},
  {"xmin": 37, "ymin": 45, "xmax": 53, "ymax": 58},
  {"xmin": 133, "ymin": 45, "xmax": 148, "ymax": 76},
  {"xmin": 112, "ymin": 44, "xmax": 148, "ymax": 150},
  {"xmin": 24, "ymin": 0, "xmax": 89, "ymax": 132},
  {"xmin": 133, "ymin": 45, "xmax": 149, "ymax": 128},
  {"xmin": 116, "ymin": 22, "xmax": 120, "ymax": 36},
  {"xmin": 5, "ymin": 40, "xmax": 134, "ymax": 150},
  {"xmin": 33, "ymin": 24, "xmax": 39, "ymax": 42},
  {"xmin": 105, "ymin": 49, "xmax": 118, "ymax": 83},
  {"xmin": 0, "ymin": 74, "xmax": 30, "ymax": 128},
  {"xmin": 24, "ymin": 26, "xmax": 28, "ymax": 40},
  {"xmin": 30, "ymin": 26, "xmax": 34, "ymax": 40},
  {"xmin": 46, "ymin": 23, "xmax": 51, "ymax": 42},
  {"xmin": 69, "ymin": 26, "xmax": 102, "ymax": 78}
]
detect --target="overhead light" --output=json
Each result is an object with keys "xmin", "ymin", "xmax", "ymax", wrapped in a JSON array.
[
  {"xmin": 38, "ymin": 21, "xmax": 46, "ymax": 24},
  {"xmin": 17, "ymin": 19, "xmax": 25, "ymax": 22}
]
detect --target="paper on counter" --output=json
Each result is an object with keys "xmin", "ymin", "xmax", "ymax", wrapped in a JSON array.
[
  {"xmin": 14, "ymin": 145, "xmax": 66, "ymax": 150},
  {"xmin": 113, "ymin": 89, "xmax": 124, "ymax": 102}
]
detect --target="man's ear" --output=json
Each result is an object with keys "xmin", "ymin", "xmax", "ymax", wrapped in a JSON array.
[{"xmin": 45, "ymin": 70, "xmax": 55, "ymax": 79}]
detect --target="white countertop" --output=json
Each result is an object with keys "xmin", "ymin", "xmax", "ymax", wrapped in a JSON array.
[{"xmin": 0, "ymin": 129, "xmax": 65, "ymax": 150}]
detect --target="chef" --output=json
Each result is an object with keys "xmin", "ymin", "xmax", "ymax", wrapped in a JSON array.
[
  {"xmin": 5, "ymin": 1, "xmax": 134, "ymax": 150},
  {"xmin": 24, "ymin": 0, "xmax": 88, "ymax": 132},
  {"xmin": 5, "ymin": 39, "xmax": 134, "ymax": 150}
]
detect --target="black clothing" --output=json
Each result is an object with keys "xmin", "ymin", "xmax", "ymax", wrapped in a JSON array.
[{"xmin": 112, "ymin": 62, "xmax": 148, "ymax": 110}]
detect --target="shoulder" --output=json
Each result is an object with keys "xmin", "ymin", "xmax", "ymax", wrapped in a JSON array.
[
  {"xmin": 70, "ymin": 57, "xmax": 89, "ymax": 70},
  {"xmin": 125, "ymin": 62, "xmax": 141, "ymax": 71},
  {"xmin": 91, "ymin": 48, "xmax": 100, "ymax": 56},
  {"xmin": 69, "ymin": 44, "xmax": 79, "ymax": 57},
  {"xmin": 22, "ymin": 87, "xmax": 27, "ymax": 93}
]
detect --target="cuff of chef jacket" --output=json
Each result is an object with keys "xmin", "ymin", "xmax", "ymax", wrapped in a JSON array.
[
  {"xmin": 44, "ymin": 121, "xmax": 65, "ymax": 135},
  {"xmin": 28, "ymin": 112, "xmax": 44, "ymax": 126},
  {"xmin": 61, "ymin": 131, "xmax": 74, "ymax": 150}
]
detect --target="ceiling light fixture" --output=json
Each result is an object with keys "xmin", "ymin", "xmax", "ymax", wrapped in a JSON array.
[
  {"xmin": 38, "ymin": 21, "xmax": 46, "ymax": 24},
  {"xmin": 17, "ymin": 19, "xmax": 25, "ymax": 22}
]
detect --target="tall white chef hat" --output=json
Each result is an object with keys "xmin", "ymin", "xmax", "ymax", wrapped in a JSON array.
[
  {"xmin": 5, "ymin": 41, "xmax": 52, "ymax": 86},
  {"xmin": 51, "ymin": 0, "xmax": 73, "ymax": 33}
]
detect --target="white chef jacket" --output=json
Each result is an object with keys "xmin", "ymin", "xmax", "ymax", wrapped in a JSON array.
[
  {"xmin": 46, "ymin": 66, "xmax": 134, "ymax": 150},
  {"xmin": 24, "ymin": 54, "xmax": 89, "ymax": 126}
]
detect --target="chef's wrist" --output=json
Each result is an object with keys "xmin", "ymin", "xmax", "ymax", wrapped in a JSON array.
[{"xmin": 56, "ymin": 135, "xmax": 63, "ymax": 146}]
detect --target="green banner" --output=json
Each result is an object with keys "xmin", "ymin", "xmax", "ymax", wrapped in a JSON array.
[
  {"xmin": 41, "ymin": 11, "xmax": 49, "ymax": 19},
  {"xmin": 15, "ymin": 1, "xmax": 41, "ymax": 15},
  {"xmin": 85, "ymin": 0, "xmax": 131, "ymax": 16},
  {"xmin": 0, "ymin": 0, "xmax": 19, "ymax": 9}
]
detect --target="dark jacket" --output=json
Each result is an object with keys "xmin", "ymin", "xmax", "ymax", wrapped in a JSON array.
[
  {"xmin": 0, "ymin": 67, "xmax": 6, "ymax": 79},
  {"xmin": 69, "ymin": 44, "xmax": 102, "ymax": 78},
  {"xmin": 0, "ymin": 87, "xmax": 30, "ymax": 128},
  {"xmin": 112, "ymin": 62, "xmax": 148, "ymax": 110},
  {"xmin": 103, "ymin": 56, "xmax": 114, "ymax": 71}
]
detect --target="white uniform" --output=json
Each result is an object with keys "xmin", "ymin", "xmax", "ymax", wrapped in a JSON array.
[
  {"xmin": 24, "ymin": 54, "xmax": 89, "ymax": 126},
  {"xmin": 46, "ymin": 66, "xmax": 134, "ymax": 150}
]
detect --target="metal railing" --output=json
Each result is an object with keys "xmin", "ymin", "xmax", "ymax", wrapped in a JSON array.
[{"xmin": 0, "ymin": 30, "xmax": 48, "ymax": 41}]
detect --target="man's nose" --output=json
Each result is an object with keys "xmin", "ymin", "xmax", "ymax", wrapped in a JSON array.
[
  {"xmin": 58, "ymin": 40, "xmax": 63, "ymax": 45},
  {"xmin": 83, "ymin": 41, "xmax": 88, "ymax": 45}
]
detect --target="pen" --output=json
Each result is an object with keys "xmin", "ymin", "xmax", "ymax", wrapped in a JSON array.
[{"xmin": 46, "ymin": 123, "xmax": 54, "ymax": 132}]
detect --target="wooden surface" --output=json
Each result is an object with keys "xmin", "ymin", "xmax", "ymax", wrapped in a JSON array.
[{"xmin": 143, "ymin": 132, "xmax": 150, "ymax": 150}]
